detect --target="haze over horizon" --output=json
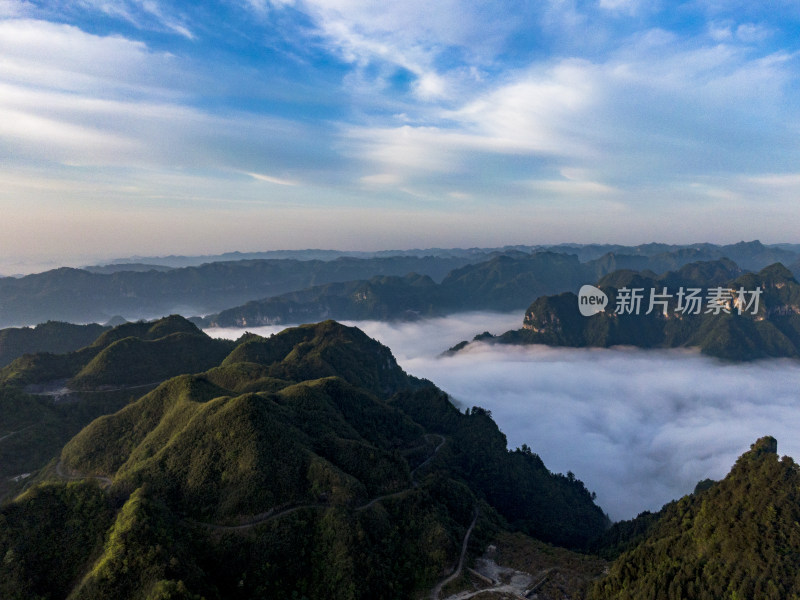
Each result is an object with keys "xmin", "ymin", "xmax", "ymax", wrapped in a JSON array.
[{"xmin": 2, "ymin": 1, "xmax": 800, "ymax": 271}]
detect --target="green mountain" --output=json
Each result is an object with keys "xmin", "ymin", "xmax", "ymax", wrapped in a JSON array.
[
  {"xmin": 0, "ymin": 316, "xmax": 236, "ymax": 504},
  {"xmin": 0, "ymin": 321, "xmax": 109, "ymax": 367},
  {"xmin": 0, "ymin": 319, "xmax": 607, "ymax": 599},
  {"xmin": 0, "ymin": 315, "xmax": 235, "ymax": 390},
  {"xmin": 590, "ymin": 437, "xmax": 800, "ymax": 600},
  {"xmin": 460, "ymin": 261, "xmax": 800, "ymax": 361}
]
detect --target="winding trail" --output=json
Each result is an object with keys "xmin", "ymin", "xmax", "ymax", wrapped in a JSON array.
[
  {"xmin": 431, "ymin": 507, "xmax": 479, "ymax": 600},
  {"xmin": 190, "ymin": 433, "xmax": 448, "ymax": 531},
  {"xmin": 0, "ymin": 431, "xmax": 17, "ymax": 443},
  {"xmin": 0, "ymin": 423, "xmax": 38, "ymax": 444},
  {"xmin": 55, "ymin": 459, "xmax": 113, "ymax": 488},
  {"xmin": 411, "ymin": 434, "xmax": 445, "ymax": 486}
]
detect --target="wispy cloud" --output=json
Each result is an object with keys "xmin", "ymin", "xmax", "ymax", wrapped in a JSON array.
[
  {"xmin": 70, "ymin": 0, "xmax": 194, "ymax": 38},
  {"xmin": 2, "ymin": 1, "xmax": 800, "ymax": 263},
  {"xmin": 245, "ymin": 171, "xmax": 299, "ymax": 186}
]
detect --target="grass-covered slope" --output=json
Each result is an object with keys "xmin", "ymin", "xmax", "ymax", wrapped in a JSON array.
[
  {"xmin": 0, "ymin": 315, "xmax": 235, "ymax": 389},
  {"xmin": 221, "ymin": 319, "xmax": 428, "ymax": 397},
  {"xmin": 0, "ymin": 321, "xmax": 109, "ymax": 367},
  {"xmin": 2, "ymin": 318, "xmax": 610, "ymax": 599},
  {"xmin": 70, "ymin": 331, "xmax": 233, "ymax": 389},
  {"xmin": 590, "ymin": 437, "xmax": 800, "ymax": 600},
  {"xmin": 61, "ymin": 374, "xmax": 421, "ymax": 520}
]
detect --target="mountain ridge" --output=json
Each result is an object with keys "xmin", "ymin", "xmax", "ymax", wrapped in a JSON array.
[{"xmin": 451, "ymin": 261, "xmax": 800, "ymax": 361}]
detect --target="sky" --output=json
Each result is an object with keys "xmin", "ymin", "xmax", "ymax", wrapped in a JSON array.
[
  {"xmin": 2, "ymin": 0, "xmax": 800, "ymax": 272},
  {"xmin": 209, "ymin": 313, "xmax": 800, "ymax": 521}
]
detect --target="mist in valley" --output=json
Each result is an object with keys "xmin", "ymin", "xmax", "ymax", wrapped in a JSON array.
[{"xmin": 208, "ymin": 312, "xmax": 800, "ymax": 521}]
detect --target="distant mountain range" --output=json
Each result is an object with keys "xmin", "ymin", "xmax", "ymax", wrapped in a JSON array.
[
  {"xmin": 1, "ymin": 240, "xmax": 798, "ymax": 328},
  {"xmin": 204, "ymin": 241, "xmax": 800, "ymax": 328},
  {"xmin": 87, "ymin": 240, "xmax": 800, "ymax": 270},
  {"xmin": 2, "ymin": 316, "xmax": 799, "ymax": 598},
  {"xmin": 451, "ymin": 261, "xmax": 800, "ymax": 361},
  {"xmin": 0, "ymin": 255, "xmax": 478, "ymax": 327}
]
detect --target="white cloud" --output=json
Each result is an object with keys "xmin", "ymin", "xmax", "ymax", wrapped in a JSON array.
[
  {"xmin": 360, "ymin": 173, "xmax": 401, "ymax": 185},
  {"xmin": 0, "ymin": 0, "xmax": 31, "ymax": 17},
  {"xmin": 735, "ymin": 22, "xmax": 772, "ymax": 43},
  {"xmin": 0, "ymin": 19, "xmax": 329, "ymax": 175},
  {"xmin": 528, "ymin": 178, "xmax": 618, "ymax": 197},
  {"xmin": 598, "ymin": 0, "xmax": 642, "ymax": 14},
  {"xmin": 73, "ymin": 0, "xmax": 194, "ymax": 38},
  {"xmin": 0, "ymin": 19, "xmax": 160, "ymax": 94},
  {"xmin": 415, "ymin": 343, "xmax": 800, "ymax": 521},
  {"xmin": 249, "ymin": 0, "xmax": 523, "ymax": 102},
  {"xmin": 245, "ymin": 171, "xmax": 300, "ymax": 186},
  {"xmin": 747, "ymin": 173, "xmax": 800, "ymax": 188}
]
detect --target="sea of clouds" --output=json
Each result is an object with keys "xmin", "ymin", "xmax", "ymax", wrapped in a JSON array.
[{"xmin": 208, "ymin": 312, "xmax": 800, "ymax": 521}]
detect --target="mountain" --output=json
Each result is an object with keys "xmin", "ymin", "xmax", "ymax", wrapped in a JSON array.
[
  {"xmin": 0, "ymin": 255, "xmax": 480, "ymax": 327},
  {"xmin": 0, "ymin": 319, "xmax": 608, "ymax": 599},
  {"xmin": 209, "ymin": 273, "xmax": 444, "ymax": 326},
  {"xmin": 83, "ymin": 263, "xmax": 176, "ymax": 274},
  {"xmin": 206, "ymin": 252, "xmax": 593, "ymax": 326},
  {"xmin": 4, "ymin": 241, "xmax": 798, "ymax": 328},
  {"xmin": 439, "ymin": 251, "xmax": 589, "ymax": 311},
  {"xmin": 0, "ymin": 315, "xmax": 235, "ymax": 390},
  {"xmin": 458, "ymin": 261, "xmax": 800, "ymax": 361},
  {"xmin": 88, "ymin": 241, "xmax": 800, "ymax": 271},
  {"xmin": 589, "ymin": 437, "xmax": 800, "ymax": 600},
  {"xmin": 205, "ymin": 246, "xmax": 800, "ymax": 328},
  {"xmin": 0, "ymin": 316, "xmax": 237, "ymax": 504},
  {"xmin": 0, "ymin": 321, "xmax": 109, "ymax": 367},
  {"xmin": 91, "ymin": 247, "xmax": 513, "ymax": 269},
  {"xmin": 547, "ymin": 240, "xmax": 800, "ymax": 270}
]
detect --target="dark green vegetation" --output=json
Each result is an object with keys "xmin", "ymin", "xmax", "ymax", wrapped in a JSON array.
[
  {"xmin": 4, "ymin": 316, "xmax": 800, "ymax": 599},
  {"xmin": 0, "ymin": 316, "xmax": 234, "ymax": 502},
  {"xmin": 4, "ymin": 240, "xmax": 799, "ymax": 328},
  {"xmin": 1, "ymin": 318, "xmax": 608, "ymax": 599},
  {"xmin": 458, "ymin": 261, "xmax": 800, "ymax": 361},
  {"xmin": 0, "ymin": 321, "xmax": 109, "ymax": 367},
  {"xmin": 0, "ymin": 315, "xmax": 234, "ymax": 389},
  {"xmin": 590, "ymin": 437, "xmax": 800, "ymax": 600}
]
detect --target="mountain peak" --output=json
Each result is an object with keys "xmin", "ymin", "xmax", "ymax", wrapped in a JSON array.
[
  {"xmin": 744, "ymin": 435, "xmax": 778, "ymax": 459},
  {"xmin": 757, "ymin": 262, "xmax": 797, "ymax": 284},
  {"xmin": 222, "ymin": 320, "xmax": 426, "ymax": 397}
]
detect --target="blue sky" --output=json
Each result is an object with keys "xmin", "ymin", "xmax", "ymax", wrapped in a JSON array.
[{"xmin": 1, "ymin": 0, "xmax": 799, "ymax": 272}]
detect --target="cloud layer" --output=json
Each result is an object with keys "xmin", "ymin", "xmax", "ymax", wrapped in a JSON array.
[{"xmin": 210, "ymin": 313, "xmax": 800, "ymax": 521}]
